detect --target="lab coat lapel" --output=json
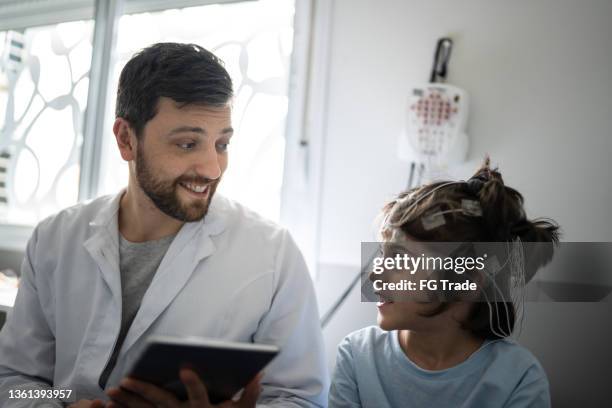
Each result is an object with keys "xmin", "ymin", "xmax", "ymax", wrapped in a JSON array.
[
  {"xmin": 119, "ymin": 196, "xmax": 227, "ymax": 356},
  {"xmin": 83, "ymin": 193, "xmax": 123, "ymax": 302}
]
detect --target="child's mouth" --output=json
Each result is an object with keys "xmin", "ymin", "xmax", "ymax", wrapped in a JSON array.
[{"xmin": 375, "ymin": 292, "xmax": 394, "ymax": 307}]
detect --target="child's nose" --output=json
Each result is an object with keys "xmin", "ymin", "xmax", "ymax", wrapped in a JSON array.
[{"xmin": 369, "ymin": 268, "xmax": 390, "ymax": 283}]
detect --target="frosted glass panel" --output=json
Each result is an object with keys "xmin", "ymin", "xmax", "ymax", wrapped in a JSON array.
[
  {"xmin": 0, "ymin": 21, "xmax": 94, "ymax": 225},
  {"xmin": 98, "ymin": 0, "xmax": 295, "ymax": 222}
]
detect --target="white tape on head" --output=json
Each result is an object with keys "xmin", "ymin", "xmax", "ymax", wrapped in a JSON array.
[
  {"xmin": 461, "ymin": 199, "xmax": 483, "ymax": 216},
  {"xmin": 422, "ymin": 210, "xmax": 446, "ymax": 230},
  {"xmin": 388, "ymin": 227, "xmax": 412, "ymax": 246}
]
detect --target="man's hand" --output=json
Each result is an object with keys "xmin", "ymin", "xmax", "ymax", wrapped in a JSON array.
[
  {"xmin": 106, "ymin": 368, "xmax": 262, "ymax": 408},
  {"xmin": 68, "ymin": 399, "xmax": 106, "ymax": 408}
]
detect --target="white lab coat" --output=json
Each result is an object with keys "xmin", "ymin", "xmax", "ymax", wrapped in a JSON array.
[{"xmin": 0, "ymin": 191, "xmax": 329, "ymax": 407}]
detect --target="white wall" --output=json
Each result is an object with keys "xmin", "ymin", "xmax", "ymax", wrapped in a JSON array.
[
  {"xmin": 315, "ymin": 1, "xmax": 612, "ymax": 405},
  {"xmin": 317, "ymin": 0, "xmax": 611, "ymax": 268}
]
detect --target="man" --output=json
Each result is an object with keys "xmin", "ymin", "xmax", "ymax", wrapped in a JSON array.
[{"xmin": 0, "ymin": 43, "xmax": 328, "ymax": 407}]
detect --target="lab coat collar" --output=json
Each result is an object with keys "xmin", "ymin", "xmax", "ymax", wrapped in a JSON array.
[
  {"xmin": 83, "ymin": 189, "xmax": 228, "ymax": 358},
  {"xmin": 85, "ymin": 189, "xmax": 227, "ymax": 264},
  {"xmin": 84, "ymin": 192, "xmax": 123, "ymax": 302},
  {"xmin": 88, "ymin": 190, "xmax": 124, "ymax": 229}
]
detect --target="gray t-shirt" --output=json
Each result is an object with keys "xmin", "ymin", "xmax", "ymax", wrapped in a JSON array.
[{"xmin": 98, "ymin": 233, "xmax": 176, "ymax": 388}]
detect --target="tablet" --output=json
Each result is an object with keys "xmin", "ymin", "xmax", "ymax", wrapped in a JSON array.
[{"xmin": 127, "ymin": 335, "xmax": 279, "ymax": 403}]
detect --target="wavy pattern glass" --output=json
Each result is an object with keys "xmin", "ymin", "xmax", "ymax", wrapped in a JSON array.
[
  {"xmin": 0, "ymin": 21, "xmax": 93, "ymax": 225},
  {"xmin": 98, "ymin": 0, "xmax": 295, "ymax": 221}
]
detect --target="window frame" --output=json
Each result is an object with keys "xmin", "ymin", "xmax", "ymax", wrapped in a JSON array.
[{"xmin": 0, "ymin": 0, "xmax": 327, "ymax": 275}]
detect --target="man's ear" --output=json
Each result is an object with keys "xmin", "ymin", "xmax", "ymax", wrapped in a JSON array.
[{"xmin": 113, "ymin": 117, "xmax": 137, "ymax": 161}]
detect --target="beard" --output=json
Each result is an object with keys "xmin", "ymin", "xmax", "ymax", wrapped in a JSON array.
[{"xmin": 135, "ymin": 145, "xmax": 220, "ymax": 222}]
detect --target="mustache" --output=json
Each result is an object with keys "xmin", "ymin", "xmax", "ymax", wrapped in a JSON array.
[{"xmin": 176, "ymin": 176, "xmax": 219, "ymax": 185}]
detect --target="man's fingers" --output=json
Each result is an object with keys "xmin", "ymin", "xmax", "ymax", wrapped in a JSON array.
[
  {"xmin": 238, "ymin": 372, "xmax": 263, "ymax": 407},
  {"xmin": 106, "ymin": 400, "xmax": 127, "ymax": 408},
  {"xmin": 91, "ymin": 400, "xmax": 107, "ymax": 408},
  {"xmin": 106, "ymin": 386, "xmax": 155, "ymax": 408},
  {"xmin": 69, "ymin": 400, "xmax": 103, "ymax": 408},
  {"xmin": 118, "ymin": 377, "xmax": 179, "ymax": 407},
  {"xmin": 180, "ymin": 368, "xmax": 211, "ymax": 407}
]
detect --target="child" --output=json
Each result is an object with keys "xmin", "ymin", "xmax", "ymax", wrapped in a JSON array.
[{"xmin": 329, "ymin": 159, "xmax": 559, "ymax": 408}]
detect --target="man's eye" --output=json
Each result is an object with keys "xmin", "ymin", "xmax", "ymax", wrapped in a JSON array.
[
  {"xmin": 178, "ymin": 142, "xmax": 196, "ymax": 150},
  {"xmin": 217, "ymin": 143, "xmax": 229, "ymax": 152}
]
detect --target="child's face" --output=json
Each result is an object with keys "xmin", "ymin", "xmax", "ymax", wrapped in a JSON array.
[{"xmin": 370, "ymin": 231, "xmax": 456, "ymax": 331}]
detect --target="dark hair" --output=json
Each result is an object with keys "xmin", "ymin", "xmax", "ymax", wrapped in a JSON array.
[
  {"xmin": 115, "ymin": 42, "xmax": 233, "ymax": 137},
  {"xmin": 381, "ymin": 157, "xmax": 561, "ymax": 339}
]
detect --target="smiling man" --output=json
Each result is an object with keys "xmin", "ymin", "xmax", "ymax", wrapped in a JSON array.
[{"xmin": 0, "ymin": 43, "xmax": 328, "ymax": 407}]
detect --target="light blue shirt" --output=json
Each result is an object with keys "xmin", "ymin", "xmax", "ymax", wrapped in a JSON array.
[{"xmin": 329, "ymin": 326, "xmax": 550, "ymax": 408}]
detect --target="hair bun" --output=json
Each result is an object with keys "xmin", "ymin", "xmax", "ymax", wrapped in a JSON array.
[
  {"xmin": 466, "ymin": 176, "xmax": 486, "ymax": 195},
  {"xmin": 511, "ymin": 218, "xmax": 561, "ymax": 243}
]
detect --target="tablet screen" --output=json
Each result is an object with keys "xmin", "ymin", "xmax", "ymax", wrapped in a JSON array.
[{"xmin": 128, "ymin": 336, "xmax": 279, "ymax": 403}]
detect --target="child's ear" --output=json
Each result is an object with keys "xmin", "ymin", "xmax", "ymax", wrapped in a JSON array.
[{"xmin": 113, "ymin": 118, "xmax": 137, "ymax": 161}]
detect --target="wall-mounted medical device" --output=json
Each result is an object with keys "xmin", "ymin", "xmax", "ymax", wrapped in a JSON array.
[
  {"xmin": 321, "ymin": 38, "xmax": 471, "ymax": 329},
  {"xmin": 399, "ymin": 38, "xmax": 469, "ymax": 188}
]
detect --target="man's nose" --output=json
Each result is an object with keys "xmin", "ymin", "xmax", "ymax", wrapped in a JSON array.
[{"xmin": 194, "ymin": 147, "xmax": 222, "ymax": 180}]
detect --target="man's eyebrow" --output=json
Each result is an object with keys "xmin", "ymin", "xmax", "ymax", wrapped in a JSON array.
[
  {"xmin": 166, "ymin": 126, "xmax": 234, "ymax": 136},
  {"xmin": 167, "ymin": 126, "xmax": 205, "ymax": 136}
]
